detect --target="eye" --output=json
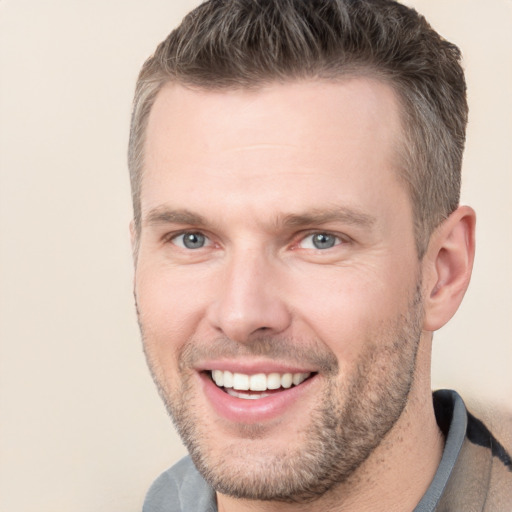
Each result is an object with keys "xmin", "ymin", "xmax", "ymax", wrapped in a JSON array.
[
  {"xmin": 172, "ymin": 232, "xmax": 209, "ymax": 249},
  {"xmin": 299, "ymin": 232, "xmax": 341, "ymax": 250}
]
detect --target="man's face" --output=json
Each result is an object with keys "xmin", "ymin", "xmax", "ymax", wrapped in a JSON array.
[{"xmin": 134, "ymin": 79, "xmax": 425, "ymax": 502}]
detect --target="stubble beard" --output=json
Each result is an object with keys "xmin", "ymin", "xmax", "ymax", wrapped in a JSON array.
[{"xmin": 141, "ymin": 286, "xmax": 424, "ymax": 504}]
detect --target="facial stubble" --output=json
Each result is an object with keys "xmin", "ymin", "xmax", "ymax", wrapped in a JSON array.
[{"xmin": 139, "ymin": 285, "xmax": 423, "ymax": 504}]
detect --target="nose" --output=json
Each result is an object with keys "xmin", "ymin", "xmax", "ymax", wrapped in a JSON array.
[{"xmin": 206, "ymin": 250, "xmax": 292, "ymax": 343}]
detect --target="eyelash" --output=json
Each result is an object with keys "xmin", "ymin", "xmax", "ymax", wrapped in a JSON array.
[
  {"xmin": 166, "ymin": 230, "xmax": 348, "ymax": 251},
  {"xmin": 296, "ymin": 232, "xmax": 344, "ymax": 250},
  {"xmin": 168, "ymin": 231, "xmax": 212, "ymax": 249}
]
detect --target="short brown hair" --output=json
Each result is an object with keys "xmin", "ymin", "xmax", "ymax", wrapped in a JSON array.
[{"xmin": 128, "ymin": 0, "xmax": 468, "ymax": 256}]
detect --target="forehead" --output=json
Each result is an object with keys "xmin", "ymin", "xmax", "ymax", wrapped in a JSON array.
[
  {"xmin": 142, "ymin": 78, "xmax": 408, "ymax": 223},
  {"xmin": 145, "ymin": 77, "xmax": 403, "ymax": 158}
]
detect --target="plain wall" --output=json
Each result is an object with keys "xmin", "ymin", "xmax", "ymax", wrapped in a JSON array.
[{"xmin": 0, "ymin": 1, "xmax": 510, "ymax": 510}]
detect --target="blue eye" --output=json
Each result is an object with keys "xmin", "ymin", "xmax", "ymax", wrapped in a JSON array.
[
  {"xmin": 173, "ymin": 232, "xmax": 208, "ymax": 249},
  {"xmin": 300, "ymin": 233, "xmax": 340, "ymax": 250}
]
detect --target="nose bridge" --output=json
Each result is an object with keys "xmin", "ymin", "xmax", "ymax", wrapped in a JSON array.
[{"xmin": 207, "ymin": 245, "xmax": 291, "ymax": 343}]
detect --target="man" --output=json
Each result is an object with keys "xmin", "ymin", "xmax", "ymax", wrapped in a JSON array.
[{"xmin": 128, "ymin": 0, "xmax": 512, "ymax": 510}]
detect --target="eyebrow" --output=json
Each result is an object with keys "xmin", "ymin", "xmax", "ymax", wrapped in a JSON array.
[
  {"xmin": 281, "ymin": 208, "xmax": 376, "ymax": 230},
  {"xmin": 144, "ymin": 205, "xmax": 375, "ymax": 231},
  {"xmin": 144, "ymin": 207, "xmax": 207, "ymax": 227}
]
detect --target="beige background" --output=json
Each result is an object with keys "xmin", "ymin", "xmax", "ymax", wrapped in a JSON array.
[{"xmin": 0, "ymin": 1, "xmax": 510, "ymax": 510}]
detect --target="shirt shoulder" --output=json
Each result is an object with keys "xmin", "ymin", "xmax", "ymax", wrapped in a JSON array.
[
  {"xmin": 466, "ymin": 402, "xmax": 512, "ymax": 511},
  {"xmin": 435, "ymin": 393, "xmax": 512, "ymax": 511},
  {"xmin": 143, "ymin": 456, "xmax": 217, "ymax": 512}
]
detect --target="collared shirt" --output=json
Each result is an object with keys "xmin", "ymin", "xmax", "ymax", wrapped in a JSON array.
[{"xmin": 143, "ymin": 390, "xmax": 512, "ymax": 511}]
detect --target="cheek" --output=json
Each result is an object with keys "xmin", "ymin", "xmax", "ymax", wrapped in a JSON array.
[
  {"xmin": 288, "ymin": 262, "xmax": 417, "ymax": 361},
  {"xmin": 135, "ymin": 264, "xmax": 211, "ymax": 356}
]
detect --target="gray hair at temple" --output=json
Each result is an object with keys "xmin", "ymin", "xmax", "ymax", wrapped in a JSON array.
[{"xmin": 128, "ymin": 0, "xmax": 468, "ymax": 257}]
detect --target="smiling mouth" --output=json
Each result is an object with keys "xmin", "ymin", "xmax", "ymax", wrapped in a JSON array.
[{"xmin": 208, "ymin": 370, "xmax": 315, "ymax": 400}]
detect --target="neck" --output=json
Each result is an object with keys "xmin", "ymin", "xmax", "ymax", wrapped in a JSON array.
[{"xmin": 217, "ymin": 337, "xmax": 444, "ymax": 512}]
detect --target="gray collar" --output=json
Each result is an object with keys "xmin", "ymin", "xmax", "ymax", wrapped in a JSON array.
[{"xmin": 413, "ymin": 390, "xmax": 468, "ymax": 511}]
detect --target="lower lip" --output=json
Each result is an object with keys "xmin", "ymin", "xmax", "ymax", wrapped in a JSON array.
[{"xmin": 200, "ymin": 372, "xmax": 318, "ymax": 424}]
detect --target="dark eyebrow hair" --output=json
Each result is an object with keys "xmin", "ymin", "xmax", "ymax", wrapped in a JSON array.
[
  {"xmin": 144, "ymin": 207, "xmax": 207, "ymax": 227},
  {"xmin": 281, "ymin": 208, "xmax": 376, "ymax": 229},
  {"xmin": 143, "ymin": 205, "xmax": 376, "ymax": 231}
]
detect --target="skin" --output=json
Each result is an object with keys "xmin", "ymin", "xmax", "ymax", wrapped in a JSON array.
[{"xmin": 133, "ymin": 79, "xmax": 475, "ymax": 511}]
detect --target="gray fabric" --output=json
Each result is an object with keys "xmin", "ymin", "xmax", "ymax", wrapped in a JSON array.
[
  {"xmin": 142, "ymin": 456, "xmax": 217, "ymax": 512},
  {"xmin": 413, "ymin": 390, "xmax": 467, "ymax": 511},
  {"xmin": 142, "ymin": 390, "xmax": 468, "ymax": 511}
]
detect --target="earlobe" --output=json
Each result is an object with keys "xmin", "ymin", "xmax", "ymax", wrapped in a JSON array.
[{"xmin": 422, "ymin": 206, "xmax": 476, "ymax": 332}]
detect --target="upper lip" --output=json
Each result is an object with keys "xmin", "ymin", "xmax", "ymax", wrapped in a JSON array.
[{"xmin": 195, "ymin": 359, "xmax": 317, "ymax": 375}]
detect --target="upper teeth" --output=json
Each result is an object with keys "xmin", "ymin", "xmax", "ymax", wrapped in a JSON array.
[{"xmin": 211, "ymin": 370, "xmax": 311, "ymax": 391}]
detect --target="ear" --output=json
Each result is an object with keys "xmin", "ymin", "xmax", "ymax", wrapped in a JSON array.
[
  {"xmin": 129, "ymin": 220, "xmax": 139, "ymax": 264},
  {"xmin": 422, "ymin": 206, "xmax": 476, "ymax": 332}
]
